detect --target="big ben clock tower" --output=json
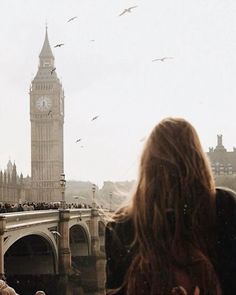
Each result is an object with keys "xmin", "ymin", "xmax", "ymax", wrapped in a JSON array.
[{"xmin": 30, "ymin": 27, "xmax": 64, "ymax": 202}]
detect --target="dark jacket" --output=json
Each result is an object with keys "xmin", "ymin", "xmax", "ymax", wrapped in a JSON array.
[{"xmin": 105, "ymin": 187, "xmax": 236, "ymax": 295}]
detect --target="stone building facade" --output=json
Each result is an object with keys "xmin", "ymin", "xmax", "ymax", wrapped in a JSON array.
[
  {"xmin": 207, "ymin": 135, "xmax": 236, "ymax": 175},
  {"xmin": 0, "ymin": 161, "xmax": 31, "ymax": 203}
]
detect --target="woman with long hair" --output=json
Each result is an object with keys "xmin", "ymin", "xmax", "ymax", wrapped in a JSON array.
[{"xmin": 105, "ymin": 118, "xmax": 236, "ymax": 295}]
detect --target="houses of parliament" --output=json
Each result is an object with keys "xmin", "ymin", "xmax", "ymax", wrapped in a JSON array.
[{"xmin": 0, "ymin": 28, "xmax": 64, "ymax": 203}]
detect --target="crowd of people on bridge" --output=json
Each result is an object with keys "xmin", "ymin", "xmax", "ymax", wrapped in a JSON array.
[{"xmin": 0, "ymin": 202, "xmax": 92, "ymax": 213}]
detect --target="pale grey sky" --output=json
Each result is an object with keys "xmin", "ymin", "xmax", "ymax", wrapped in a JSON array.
[{"xmin": 1, "ymin": 0, "xmax": 236, "ymax": 185}]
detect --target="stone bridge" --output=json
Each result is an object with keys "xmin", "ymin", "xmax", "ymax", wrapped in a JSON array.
[{"xmin": 0, "ymin": 207, "xmax": 107, "ymax": 294}]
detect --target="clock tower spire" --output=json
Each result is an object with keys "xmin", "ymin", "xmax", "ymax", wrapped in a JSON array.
[
  {"xmin": 29, "ymin": 27, "xmax": 64, "ymax": 202},
  {"xmin": 39, "ymin": 26, "xmax": 55, "ymax": 68}
]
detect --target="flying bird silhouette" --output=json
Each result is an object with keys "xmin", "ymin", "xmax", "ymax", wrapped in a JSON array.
[
  {"xmin": 50, "ymin": 67, "xmax": 56, "ymax": 75},
  {"xmin": 139, "ymin": 137, "xmax": 146, "ymax": 142},
  {"xmin": 90, "ymin": 39, "xmax": 95, "ymax": 42},
  {"xmin": 51, "ymin": 230, "xmax": 61, "ymax": 237},
  {"xmin": 119, "ymin": 6, "xmax": 138, "ymax": 16},
  {"xmin": 75, "ymin": 138, "xmax": 82, "ymax": 143},
  {"xmin": 152, "ymin": 57, "xmax": 174, "ymax": 62},
  {"xmin": 54, "ymin": 43, "xmax": 64, "ymax": 48},
  {"xmin": 91, "ymin": 115, "xmax": 99, "ymax": 121},
  {"xmin": 67, "ymin": 16, "xmax": 77, "ymax": 23}
]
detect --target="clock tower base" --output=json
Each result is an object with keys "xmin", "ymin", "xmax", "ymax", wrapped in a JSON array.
[{"xmin": 30, "ymin": 185, "xmax": 61, "ymax": 203}]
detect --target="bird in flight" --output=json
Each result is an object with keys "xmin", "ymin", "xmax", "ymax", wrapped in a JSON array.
[
  {"xmin": 91, "ymin": 115, "xmax": 99, "ymax": 121},
  {"xmin": 90, "ymin": 39, "xmax": 95, "ymax": 42},
  {"xmin": 67, "ymin": 16, "xmax": 77, "ymax": 23},
  {"xmin": 75, "ymin": 138, "xmax": 82, "ymax": 143},
  {"xmin": 51, "ymin": 230, "xmax": 61, "ymax": 237},
  {"xmin": 50, "ymin": 67, "xmax": 56, "ymax": 75},
  {"xmin": 152, "ymin": 57, "xmax": 174, "ymax": 62},
  {"xmin": 140, "ymin": 137, "xmax": 146, "ymax": 142},
  {"xmin": 119, "ymin": 6, "xmax": 138, "ymax": 16},
  {"xmin": 54, "ymin": 43, "xmax": 64, "ymax": 48}
]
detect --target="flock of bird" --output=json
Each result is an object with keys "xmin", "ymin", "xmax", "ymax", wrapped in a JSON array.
[{"xmin": 47, "ymin": 6, "xmax": 173, "ymax": 153}]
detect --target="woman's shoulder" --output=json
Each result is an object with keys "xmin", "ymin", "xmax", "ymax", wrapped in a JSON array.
[
  {"xmin": 106, "ymin": 216, "xmax": 134, "ymax": 235},
  {"xmin": 106, "ymin": 216, "xmax": 134, "ymax": 248},
  {"xmin": 214, "ymin": 188, "xmax": 236, "ymax": 293},
  {"xmin": 215, "ymin": 187, "xmax": 236, "ymax": 228},
  {"xmin": 216, "ymin": 186, "xmax": 236, "ymax": 197},
  {"xmin": 215, "ymin": 187, "xmax": 236, "ymax": 208}
]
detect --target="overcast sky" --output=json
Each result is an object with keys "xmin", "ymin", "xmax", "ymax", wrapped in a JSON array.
[{"xmin": 1, "ymin": 0, "xmax": 236, "ymax": 186}]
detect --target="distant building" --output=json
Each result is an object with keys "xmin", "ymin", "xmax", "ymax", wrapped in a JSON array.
[
  {"xmin": 0, "ymin": 161, "xmax": 31, "ymax": 203},
  {"xmin": 207, "ymin": 135, "xmax": 236, "ymax": 175}
]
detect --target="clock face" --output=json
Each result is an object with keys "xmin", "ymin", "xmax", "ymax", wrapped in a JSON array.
[{"xmin": 36, "ymin": 96, "xmax": 52, "ymax": 111}]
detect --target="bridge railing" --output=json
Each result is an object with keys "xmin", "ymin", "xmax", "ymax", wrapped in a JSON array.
[
  {"xmin": 0, "ymin": 209, "xmax": 94, "ymax": 231},
  {"xmin": 69, "ymin": 209, "xmax": 91, "ymax": 221},
  {"xmin": 2, "ymin": 210, "xmax": 60, "ymax": 231}
]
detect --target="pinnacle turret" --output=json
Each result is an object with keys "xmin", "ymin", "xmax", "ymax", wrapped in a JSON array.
[
  {"xmin": 38, "ymin": 27, "xmax": 55, "ymax": 68},
  {"xmin": 39, "ymin": 27, "xmax": 54, "ymax": 59}
]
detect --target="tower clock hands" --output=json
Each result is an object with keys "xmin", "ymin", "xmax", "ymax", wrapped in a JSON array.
[
  {"xmin": 50, "ymin": 67, "xmax": 56, "ymax": 75},
  {"xmin": 36, "ymin": 96, "xmax": 52, "ymax": 111}
]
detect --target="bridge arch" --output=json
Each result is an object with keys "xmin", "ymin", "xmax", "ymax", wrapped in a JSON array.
[
  {"xmin": 4, "ymin": 231, "xmax": 57, "ymax": 275},
  {"xmin": 4, "ymin": 229, "xmax": 58, "ymax": 257},
  {"xmin": 69, "ymin": 222, "xmax": 91, "ymax": 257}
]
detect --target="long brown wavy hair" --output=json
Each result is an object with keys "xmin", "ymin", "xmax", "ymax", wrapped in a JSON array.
[{"xmin": 115, "ymin": 118, "xmax": 220, "ymax": 295}]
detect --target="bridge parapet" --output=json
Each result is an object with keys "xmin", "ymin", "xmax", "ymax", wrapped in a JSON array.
[
  {"xmin": 69, "ymin": 209, "xmax": 91, "ymax": 221},
  {"xmin": 2, "ymin": 210, "xmax": 60, "ymax": 231}
]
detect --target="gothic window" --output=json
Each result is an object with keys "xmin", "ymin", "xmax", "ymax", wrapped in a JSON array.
[{"xmin": 43, "ymin": 62, "xmax": 50, "ymax": 67}]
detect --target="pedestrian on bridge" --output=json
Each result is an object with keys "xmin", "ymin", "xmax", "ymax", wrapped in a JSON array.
[{"xmin": 105, "ymin": 117, "xmax": 236, "ymax": 295}]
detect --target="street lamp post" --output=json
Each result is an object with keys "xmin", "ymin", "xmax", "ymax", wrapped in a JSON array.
[
  {"xmin": 109, "ymin": 192, "xmax": 113, "ymax": 212},
  {"xmin": 60, "ymin": 173, "xmax": 66, "ymax": 210},
  {"xmin": 92, "ymin": 183, "xmax": 96, "ymax": 208}
]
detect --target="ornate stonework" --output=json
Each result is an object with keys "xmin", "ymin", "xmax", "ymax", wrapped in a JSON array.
[
  {"xmin": 0, "ymin": 161, "xmax": 31, "ymax": 204},
  {"xmin": 29, "ymin": 28, "xmax": 64, "ymax": 202},
  {"xmin": 207, "ymin": 135, "xmax": 236, "ymax": 175}
]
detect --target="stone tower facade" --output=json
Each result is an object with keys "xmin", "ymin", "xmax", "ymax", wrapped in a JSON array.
[
  {"xmin": 29, "ymin": 28, "xmax": 64, "ymax": 202},
  {"xmin": 207, "ymin": 135, "xmax": 236, "ymax": 175}
]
